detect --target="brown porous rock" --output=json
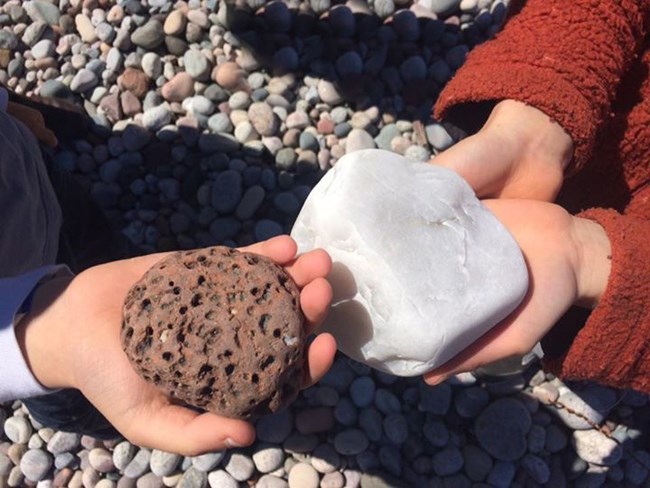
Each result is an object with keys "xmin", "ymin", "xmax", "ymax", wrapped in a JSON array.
[{"xmin": 121, "ymin": 246, "xmax": 305, "ymax": 420}]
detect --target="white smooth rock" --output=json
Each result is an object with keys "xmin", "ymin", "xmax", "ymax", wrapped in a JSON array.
[{"xmin": 291, "ymin": 150, "xmax": 528, "ymax": 376}]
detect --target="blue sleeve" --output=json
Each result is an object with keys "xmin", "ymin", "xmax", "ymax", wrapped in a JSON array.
[{"xmin": 0, "ymin": 265, "xmax": 72, "ymax": 401}]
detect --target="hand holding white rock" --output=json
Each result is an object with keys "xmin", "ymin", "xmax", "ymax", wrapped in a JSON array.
[{"xmin": 291, "ymin": 149, "xmax": 529, "ymax": 376}]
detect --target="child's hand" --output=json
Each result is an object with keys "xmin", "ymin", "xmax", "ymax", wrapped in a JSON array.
[
  {"xmin": 424, "ymin": 199, "xmax": 611, "ymax": 385},
  {"xmin": 16, "ymin": 236, "xmax": 335, "ymax": 455},
  {"xmin": 431, "ymin": 100, "xmax": 574, "ymax": 201}
]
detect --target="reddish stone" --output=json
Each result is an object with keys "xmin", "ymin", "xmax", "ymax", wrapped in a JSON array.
[
  {"xmin": 99, "ymin": 93, "xmax": 122, "ymax": 122},
  {"xmin": 120, "ymin": 91, "xmax": 141, "ymax": 117},
  {"xmin": 117, "ymin": 68, "xmax": 150, "ymax": 99},
  {"xmin": 317, "ymin": 118, "xmax": 335, "ymax": 135},
  {"xmin": 161, "ymin": 72, "xmax": 194, "ymax": 102}
]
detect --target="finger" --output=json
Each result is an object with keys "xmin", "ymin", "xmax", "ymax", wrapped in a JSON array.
[
  {"xmin": 300, "ymin": 277, "xmax": 332, "ymax": 334},
  {"xmin": 284, "ymin": 248, "xmax": 332, "ymax": 288},
  {"xmin": 121, "ymin": 401, "xmax": 255, "ymax": 456},
  {"xmin": 424, "ymin": 312, "xmax": 537, "ymax": 384},
  {"xmin": 239, "ymin": 235, "xmax": 297, "ymax": 265},
  {"xmin": 302, "ymin": 333, "xmax": 337, "ymax": 389}
]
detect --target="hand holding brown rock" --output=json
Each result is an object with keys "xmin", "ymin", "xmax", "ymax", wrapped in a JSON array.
[{"xmin": 122, "ymin": 246, "xmax": 306, "ymax": 420}]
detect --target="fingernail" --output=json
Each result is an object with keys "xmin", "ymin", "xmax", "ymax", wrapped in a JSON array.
[{"xmin": 224, "ymin": 438, "xmax": 244, "ymax": 449}]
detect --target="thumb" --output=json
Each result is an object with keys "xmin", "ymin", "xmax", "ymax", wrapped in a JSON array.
[
  {"xmin": 429, "ymin": 133, "xmax": 509, "ymax": 199},
  {"xmin": 118, "ymin": 401, "xmax": 256, "ymax": 455}
]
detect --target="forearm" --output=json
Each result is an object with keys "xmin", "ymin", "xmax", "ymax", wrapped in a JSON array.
[
  {"xmin": 435, "ymin": 0, "xmax": 650, "ymax": 173},
  {"xmin": 15, "ymin": 275, "xmax": 76, "ymax": 391}
]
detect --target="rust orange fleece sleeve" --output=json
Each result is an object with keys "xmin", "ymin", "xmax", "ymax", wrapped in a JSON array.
[
  {"xmin": 433, "ymin": 0, "xmax": 650, "ymax": 174},
  {"xmin": 542, "ymin": 207, "xmax": 650, "ymax": 393}
]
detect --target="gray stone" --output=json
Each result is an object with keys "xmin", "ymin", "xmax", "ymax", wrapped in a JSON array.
[
  {"xmin": 30, "ymin": 39, "xmax": 54, "ymax": 59},
  {"xmin": 475, "ymin": 398, "xmax": 531, "ymax": 461},
  {"xmin": 426, "ymin": 123, "xmax": 454, "ymax": 151},
  {"xmin": 143, "ymin": 105, "xmax": 172, "ymax": 132},
  {"xmin": 334, "ymin": 429, "xmax": 369, "ymax": 455},
  {"xmin": 404, "ymin": 145, "xmax": 431, "ymax": 162},
  {"xmin": 208, "ymin": 470, "xmax": 238, "ymax": 488},
  {"xmin": 236, "ymin": 185, "xmax": 265, "ymax": 220},
  {"xmin": 522, "ymin": 454, "xmax": 550, "ymax": 484},
  {"xmin": 210, "ymin": 170, "xmax": 242, "ymax": 213},
  {"xmin": 88, "ymin": 448, "xmax": 114, "ymax": 473},
  {"xmin": 625, "ymin": 450, "xmax": 650, "ymax": 485},
  {"xmin": 252, "ymin": 444, "xmax": 284, "ymax": 474},
  {"xmin": 462, "ymin": 445, "xmax": 492, "ymax": 482},
  {"xmin": 70, "ymin": 69, "xmax": 98, "ymax": 93},
  {"xmin": 19, "ymin": 449, "xmax": 52, "ymax": 482},
  {"xmin": 486, "ymin": 461, "xmax": 516, "ymax": 488},
  {"xmin": 131, "ymin": 20, "xmax": 164, "ymax": 49},
  {"xmin": 112, "ymin": 441, "xmax": 136, "ymax": 471},
  {"xmin": 22, "ymin": 20, "xmax": 47, "ymax": 46},
  {"xmin": 184, "ymin": 50, "xmax": 210, "ymax": 80},
  {"xmin": 400, "ymin": 56, "xmax": 427, "ymax": 81},
  {"xmin": 123, "ymin": 448, "xmax": 151, "ymax": 478},
  {"xmin": 178, "ymin": 466, "xmax": 207, "ymax": 488},
  {"xmin": 374, "ymin": 124, "xmax": 400, "ymax": 151},
  {"xmin": 191, "ymin": 452, "xmax": 224, "ymax": 472},
  {"xmin": 256, "ymin": 409, "xmax": 293, "ymax": 444},
  {"xmin": 432, "ymin": 446, "xmax": 463, "ymax": 477},
  {"xmin": 149, "ymin": 450, "xmax": 180, "ymax": 477},
  {"xmin": 430, "ymin": 0, "xmax": 461, "ymax": 15},
  {"xmin": 374, "ymin": 389, "xmax": 401, "ymax": 414},
  {"xmin": 0, "ymin": 30, "xmax": 18, "ymax": 49},
  {"xmin": 4, "ymin": 416, "xmax": 32, "ymax": 444},
  {"xmin": 384, "ymin": 412, "xmax": 410, "ymax": 445},
  {"xmin": 224, "ymin": 453, "xmax": 255, "ymax": 482},
  {"xmin": 208, "ymin": 113, "xmax": 233, "ymax": 133}
]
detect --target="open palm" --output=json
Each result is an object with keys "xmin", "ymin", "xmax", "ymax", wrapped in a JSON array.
[
  {"xmin": 46, "ymin": 236, "xmax": 335, "ymax": 455},
  {"xmin": 424, "ymin": 200, "xmax": 581, "ymax": 384}
]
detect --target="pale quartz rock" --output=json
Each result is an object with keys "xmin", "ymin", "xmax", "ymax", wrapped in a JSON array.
[{"xmin": 291, "ymin": 149, "xmax": 528, "ymax": 376}]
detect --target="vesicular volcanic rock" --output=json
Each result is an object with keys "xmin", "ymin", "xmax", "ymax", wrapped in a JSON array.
[
  {"xmin": 291, "ymin": 149, "xmax": 529, "ymax": 377},
  {"xmin": 122, "ymin": 247, "xmax": 305, "ymax": 420}
]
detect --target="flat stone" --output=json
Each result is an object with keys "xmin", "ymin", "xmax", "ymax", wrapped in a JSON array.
[{"xmin": 291, "ymin": 150, "xmax": 528, "ymax": 376}]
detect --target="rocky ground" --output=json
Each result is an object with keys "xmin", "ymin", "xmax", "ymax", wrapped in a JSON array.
[{"xmin": 1, "ymin": 0, "xmax": 650, "ymax": 487}]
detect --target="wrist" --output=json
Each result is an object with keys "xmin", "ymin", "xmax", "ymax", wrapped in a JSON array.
[
  {"xmin": 487, "ymin": 100, "xmax": 574, "ymax": 171},
  {"xmin": 572, "ymin": 217, "xmax": 612, "ymax": 309},
  {"xmin": 15, "ymin": 276, "xmax": 76, "ymax": 390}
]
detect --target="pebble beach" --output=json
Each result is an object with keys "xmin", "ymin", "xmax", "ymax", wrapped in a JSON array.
[{"xmin": 1, "ymin": 0, "xmax": 650, "ymax": 487}]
